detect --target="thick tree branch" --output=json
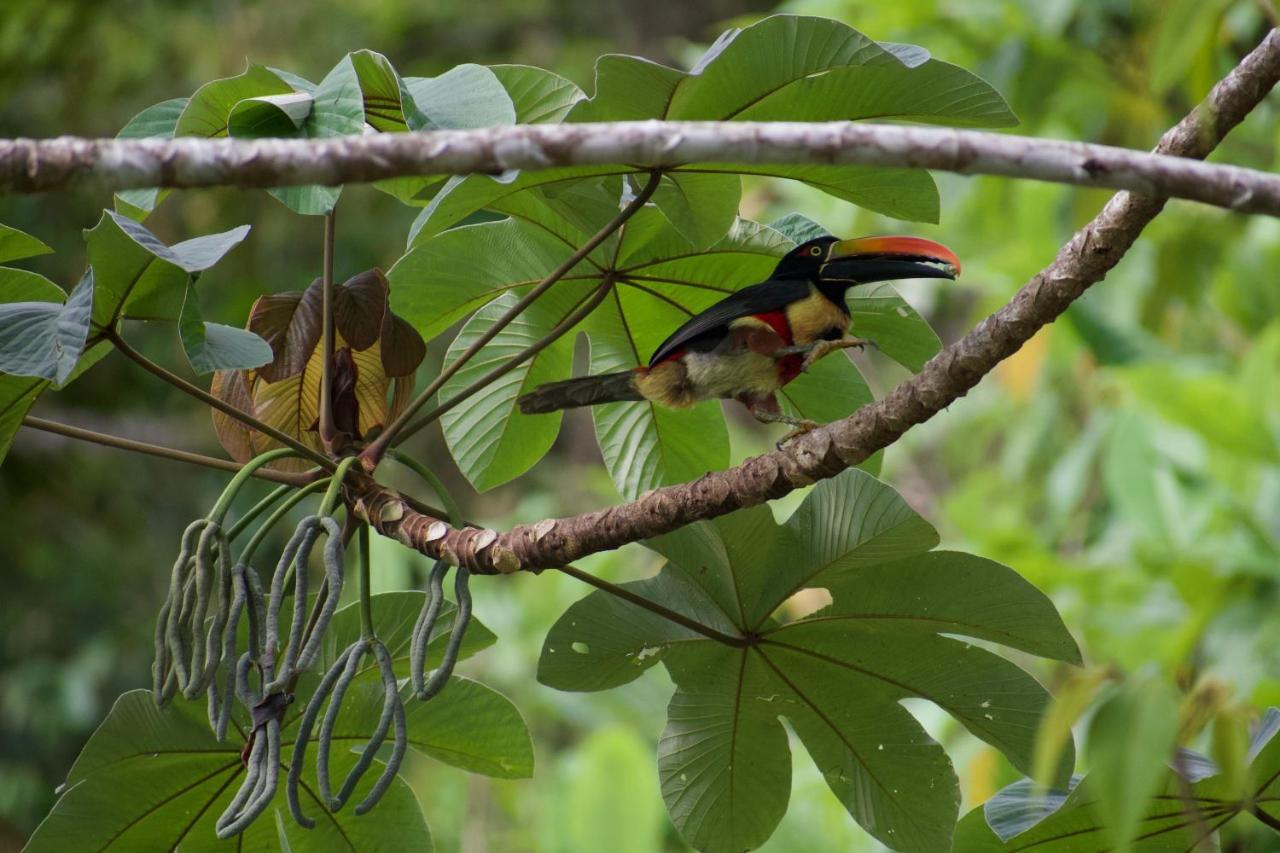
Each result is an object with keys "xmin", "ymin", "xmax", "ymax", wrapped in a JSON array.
[
  {"xmin": 4, "ymin": 104, "xmax": 1280, "ymax": 217},
  {"xmin": 348, "ymin": 28, "xmax": 1280, "ymax": 574}
]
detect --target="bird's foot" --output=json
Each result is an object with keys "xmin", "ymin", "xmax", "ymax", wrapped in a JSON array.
[
  {"xmin": 775, "ymin": 419, "xmax": 820, "ymax": 449},
  {"xmin": 800, "ymin": 337, "xmax": 876, "ymax": 372}
]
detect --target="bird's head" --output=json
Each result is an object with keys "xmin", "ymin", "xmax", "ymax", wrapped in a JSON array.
[{"xmin": 773, "ymin": 235, "xmax": 961, "ymax": 291}]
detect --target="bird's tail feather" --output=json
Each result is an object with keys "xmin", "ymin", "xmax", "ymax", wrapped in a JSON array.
[{"xmin": 518, "ymin": 371, "xmax": 643, "ymax": 413}]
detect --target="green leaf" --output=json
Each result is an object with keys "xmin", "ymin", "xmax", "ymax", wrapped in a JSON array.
[
  {"xmin": 390, "ymin": 217, "xmax": 597, "ymax": 342},
  {"xmin": 701, "ymin": 162, "xmax": 940, "ymax": 223},
  {"xmin": 665, "ymin": 16, "xmax": 1016, "ymax": 126},
  {"xmin": 227, "ymin": 91, "xmax": 313, "ymax": 136},
  {"xmin": 24, "ymin": 690, "xmax": 433, "ymax": 851},
  {"xmin": 954, "ymin": 773, "xmax": 1224, "ymax": 851},
  {"xmin": 849, "ymin": 282, "xmax": 943, "ymax": 372},
  {"xmin": 0, "ymin": 374, "xmax": 47, "ymax": 465},
  {"xmin": 113, "ymin": 97, "xmax": 189, "ymax": 218},
  {"xmin": 406, "ymin": 64, "xmax": 517, "ymax": 130},
  {"xmin": 440, "ymin": 288, "xmax": 589, "ymax": 491},
  {"xmin": 256, "ymin": 55, "xmax": 366, "ymax": 215},
  {"xmin": 1086, "ymin": 679, "xmax": 1182, "ymax": 851},
  {"xmin": 0, "ymin": 222, "xmax": 53, "ymax": 264},
  {"xmin": 0, "ymin": 269, "xmax": 93, "ymax": 384},
  {"xmin": 84, "ymin": 209, "xmax": 250, "ymax": 326},
  {"xmin": 350, "ymin": 49, "xmax": 427, "ymax": 131},
  {"xmin": 178, "ymin": 286, "xmax": 272, "ymax": 375},
  {"xmin": 408, "ymin": 166, "xmax": 627, "ymax": 244},
  {"xmin": 176, "ymin": 63, "xmax": 293, "ymax": 138},
  {"xmin": 769, "ymin": 212, "xmax": 832, "ymax": 244},
  {"xmin": 539, "ymin": 469, "xmax": 1076, "ymax": 851},
  {"xmin": 651, "ymin": 172, "xmax": 742, "ymax": 252},
  {"xmin": 489, "ymin": 64, "xmax": 585, "ymax": 123},
  {"xmin": 399, "ymin": 677, "xmax": 532, "ymax": 777},
  {"xmin": 375, "ymin": 64, "xmax": 518, "ymax": 204}
]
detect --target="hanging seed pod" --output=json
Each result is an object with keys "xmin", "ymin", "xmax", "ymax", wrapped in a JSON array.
[
  {"xmin": 287, "ymin": 637, "xmax": 406, "ymax": 826},
  {"xmin": 152, "ymin": 519, "xmax": 233, "ymax": 705},
  {"xmin": 207, "ymin": 563, "xmax": 266, "ymax": 741},
  {"xmin": 409, "ymin": 564, "xmax": 472, "ymax": 700},
  {"xmin": 214, "ymin": 716, "xmax": 281, "ymax": 839},
  {"xmin": 264, "ymin": 515, "xmax": 344, "ymax": 694}
]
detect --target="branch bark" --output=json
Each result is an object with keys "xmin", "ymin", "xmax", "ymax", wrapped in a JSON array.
[
  {"xmin": 348, "ymin": 29, "xmax": 1280, "ymax": 574},
  {"xmin": 4, "ymin": 110, "xmax": 1280, "ymax": 218}
]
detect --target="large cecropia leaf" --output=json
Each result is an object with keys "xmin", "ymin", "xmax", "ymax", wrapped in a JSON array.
[
  {"xmin": 408, "ymin": 14, "xmax": 1015, "ymax": 238},
  {"xmin": 0, "ymin": 267, "xmax": 106, "ymax": 466},
  {"xmin": 0, "ymin": 269, "xmax": 92, "ymax": 385},
  {"xmin": 538, "ymin": 469, "xmax": 1079, "ymax": 852},
  {"xmin": 439, "ymin": 286, "xmax": 592, "ymax": 491},
  {"xmin": 83, "ymin": 209, "xmax": 250, "ymax": 328},
  {"xmin": 953, "ymin": 708, "xmax": 1280, "ymax": 851},
  {"xmin": 0, "ymin": 222, "xmax": 53, "ymax": 264},
  {"xmin": 24, "ymin": 592, "xmax": 527, "ymax": 850},
  {"xmin": 225, "ymin": 56, "xmax": 365, "ymax": 215}
]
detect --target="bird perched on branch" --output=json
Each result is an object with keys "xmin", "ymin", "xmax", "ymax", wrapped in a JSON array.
[{"xmin": 518, "ymin": 235, "xmax": 960, "ymax": 442}]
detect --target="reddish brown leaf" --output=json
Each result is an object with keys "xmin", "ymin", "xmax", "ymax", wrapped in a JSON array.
[
  {"xmin": 380, "ymin": 312, "xmax": 426, "ymax": 378},
  {"xmin": 333, "ymin": 269, "xmax": 388, "ymax": 351},
  {"xmin": 330, "ymin": 346, "xmax": 361, "ymax": 442},
  {"xmin": 209, "ymin": 369, "xmax": 256, "ymax": 463},
  {"xmin": 247, "ymin": 283, "xmax": 323, "ymax": 382}
]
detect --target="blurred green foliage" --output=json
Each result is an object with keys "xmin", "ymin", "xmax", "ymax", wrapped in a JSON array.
[{"xmin": 2, "ymin": 0, "xmax": 1279, "ymax": 849}]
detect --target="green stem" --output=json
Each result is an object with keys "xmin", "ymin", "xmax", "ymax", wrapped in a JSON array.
[
  {"xmin": 318, "ymin": 209, "xmax": 337, "ymax": 451},
  {"xmin": 386, "ymin": 449, "xmax": 462, "ymax": 524},
  {"xmin": 226, "ymin": 483, "xmax": 291, "ymax": 541},
  {"xmin": 361, "ymin": 169, "xmax": 663, "ymax": 467},
  {"xmin": 358, "ymin": 524, "xmax": 373, "ymax": 639},
  {"xmin": 208, "ymin": 448, "xmax": 299, "ymax": 523},
  {"xmin": 396, "ymin": 273, "xmax": 615, "ymax": 436},
  {"xmin": 238, "ymin": 479, "xmax": 328, "ymax": 564},
  {"xmin": 319, "ymin": 456, "xmax": 360, "ymax": 518},
  {"xmin": 20, "ymin": 415, "xmax": 309, "ymax": 485},
  {"xmin": 105, "ymin": 327, "xmax": 333, "ymax": 470}
]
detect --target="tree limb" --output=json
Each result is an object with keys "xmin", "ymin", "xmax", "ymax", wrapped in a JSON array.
[
  {"xmin": 4, "ymin": 93, "xmax": 1280, "ymax": 218},
  {"xmin": 348, "ymin": 28, "xmax": 1280, "ymax": 574}
]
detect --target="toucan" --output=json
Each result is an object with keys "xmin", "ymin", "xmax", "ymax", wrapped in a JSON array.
[{"xmin": 518, "ymin": 235, "xmax": 960, "ymax": 442}]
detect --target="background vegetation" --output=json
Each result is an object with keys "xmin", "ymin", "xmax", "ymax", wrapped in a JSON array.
[{"xmin": 2, "ymin": 0, "xmax": 1279, "ymax": 849}]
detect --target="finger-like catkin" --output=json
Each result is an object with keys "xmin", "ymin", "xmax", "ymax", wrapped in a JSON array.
[
  {"xmin": 409, "ymin": 560, "xmax": 449, "ymax": 697},
  {"xmin": 354, "ymin": 640, "xmax": 408, "ymax": 815},
  {"xmin": 287, "ymin": 643, "xmax": 356, "ymax": 829}
]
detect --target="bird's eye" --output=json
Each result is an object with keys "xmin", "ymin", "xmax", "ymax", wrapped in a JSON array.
[{"xmin": 809, "ymin": 246, "xmax": 822, "ymax": 256}]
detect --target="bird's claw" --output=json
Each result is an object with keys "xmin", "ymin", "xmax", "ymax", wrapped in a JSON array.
[{"xmin": 775, "ymin": 420, "xmax": 819, "ymax": 449}]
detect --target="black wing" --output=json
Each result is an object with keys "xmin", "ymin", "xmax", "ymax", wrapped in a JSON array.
[{"xmin": 647, "ymin": 279, "xmax": 811, "ymax": 366}]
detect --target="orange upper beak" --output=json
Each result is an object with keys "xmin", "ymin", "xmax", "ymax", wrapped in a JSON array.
[{"xmin": 822, "ymin": 236, "xmax": 961, "ymax": 283}]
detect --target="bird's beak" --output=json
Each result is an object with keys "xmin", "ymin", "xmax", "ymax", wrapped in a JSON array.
[{"xmin": 821, "ymin": 236, "xmax": 961, "ymax": 284}]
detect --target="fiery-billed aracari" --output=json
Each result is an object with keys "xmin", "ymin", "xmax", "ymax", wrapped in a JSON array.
[{"xmin": 518, "ymin": 235, "xmax": 960, "ymax": 441}]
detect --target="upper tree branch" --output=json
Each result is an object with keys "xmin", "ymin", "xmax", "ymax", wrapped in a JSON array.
[
  {"xmin": 349, "ymin": 29, "xmax": 1280, "ymax": 575},
  {"xmin": 4, "ymin": 115, "xmax": 1280, "ymax": 218}
]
